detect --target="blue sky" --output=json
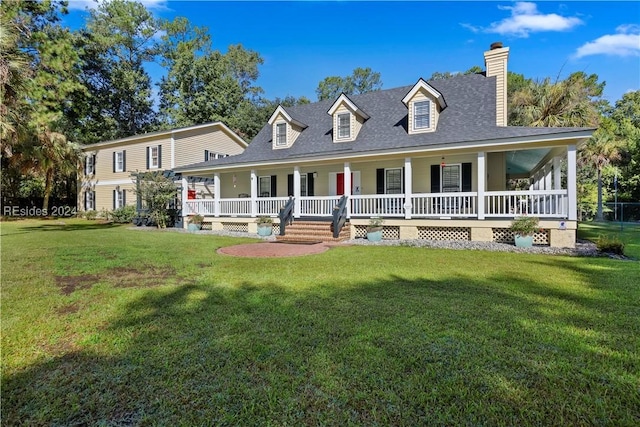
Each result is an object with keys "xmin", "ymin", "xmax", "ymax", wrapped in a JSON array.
[{"xmin": 65, "ymin": 1, "xmax": 640, "ymax": 105}]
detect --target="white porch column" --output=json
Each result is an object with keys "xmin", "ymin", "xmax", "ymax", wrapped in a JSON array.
[
  {"xmin": 404, "ymin": 157, "xmax": 413, "ymax": 219},
  {"xmin": 213, "ymin": 173, "xmax": 220, "ymax": 217},
  {"xmin": 553, "ymin": 156, "xmax": 562, "ymax": 190},
  {"xmin": 544, "ymin": 163, "xmax": 552, "ymax": 190},
  {"xmin": 293, "ymin": 166, "xmax": 301, "ymax": 218},
  {"xmin": 477, "ymin": 152, "xmax": 486, "ymax": 219},
  {"xmin": 344, "ymin": 162, "xmax": 351, "ymax": 218},
  {"xmin": 181, "ymin": 177, "xmax": 188, "ymax": 228},
  {"xmin": 567, "ymin": 145, "xmax": 577, "ymax": 220},
  {"xmin": 250, "ymin": 169, "xmax": 257, "ymax": 218}
]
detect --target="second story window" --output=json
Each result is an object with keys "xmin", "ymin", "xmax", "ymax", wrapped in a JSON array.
[
  {"xmin": 147, "ymin": 145, "xmax": 161, "ymax": 169},
  {"xmin": 113, "ymin": 151, "xmax": 125, "ymax": 173},
  {"xmin": 414, "ymin": 100, "xmax": 430, "ymax": 130},
  {"xmin": 275, "ymin": 123, "xmax": 287, "ymax": 146},
  {"xmin": 337, "ymin": 113, "xmax": 350, "ymax": 139},
  {"xmin": 85, "ymin": 154, "xmax": 95, "ymax": 175}
]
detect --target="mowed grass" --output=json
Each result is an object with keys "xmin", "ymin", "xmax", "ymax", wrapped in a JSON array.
[{"xmin": 1, "ymin": 219, "xmax": 639, "ymax": 426}]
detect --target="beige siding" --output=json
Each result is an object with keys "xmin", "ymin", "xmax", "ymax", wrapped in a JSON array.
[
  {"xmin": 332, "ymin": 104, "xmax": 365, "ymax": 142},
  {"xmin": 174, "ymin": 128, "xmax": 244, "ymax": 167},
  {"xmin": 484, "ymin": 48, "xmax": 509, "ymax": 126}
]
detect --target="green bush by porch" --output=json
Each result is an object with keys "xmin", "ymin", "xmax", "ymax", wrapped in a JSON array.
[{"xmin": 2, "ymin": 220, "xmax": 638, "ymax": 425}]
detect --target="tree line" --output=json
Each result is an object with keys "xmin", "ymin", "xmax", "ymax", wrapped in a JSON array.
[{"xmin": 1, "ymin": 0, "xmax": 638, "ymax": 219}]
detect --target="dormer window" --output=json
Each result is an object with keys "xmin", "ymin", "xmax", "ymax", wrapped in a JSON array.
[
  {"xmin": 337, "ymin": 113, "xmax": 351, "ymax": 139},
  {"xmin": 402, "ymin": 79, "xmax": 446, "ymax": 135},
  {"xmin": 414, "ymin": 101, "xmax": 431, "ymax": 129},
  {"xmin": 327, "ymin": 94, "xmax": 369, "ymax": 143},
  {"xmin": 268, "ymin": 105, "xmax": 307, "ymax": 149},
  {"xmin": 275, "ymin": 123, "xmax": 287, "ymax": 146}
]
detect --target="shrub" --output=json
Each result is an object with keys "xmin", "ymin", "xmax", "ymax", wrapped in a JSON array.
[
  {"xmin": 367, "ymin": 216, "xmax": 384, "ymax": 230},
  {"xmin": 84, "ymin": 210, "xmax": 98, "ymax": 220},
  {"xmin": 110, "ymin": 205, "xmax": 137, "ymax": 223},
  {"xmin": 596, "ymin": 235, "xmax": 625, "ymax": 255},
  {"xmin": 188, "ymin": 214, "xmax": 204, "ymax": 225},
  {"xmin": 256, "ymin": 216, "xmax": 273, "ymax": 225},
  {"xmin": 510, "ymin": 215, "xmax": 540, "ymax": 236}
]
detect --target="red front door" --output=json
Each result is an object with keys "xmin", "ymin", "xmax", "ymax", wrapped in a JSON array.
[{"xmin": 336, "ymin": 173, "xmax": 353, "ymax": 195}]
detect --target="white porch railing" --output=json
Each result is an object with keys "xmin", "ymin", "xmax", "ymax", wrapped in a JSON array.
[
  {"xmin": 484, "ymin": 190, "xmax": 568, "ymax": 218},
  {"xmin": 301, "ymin": 196, "xmax": 341, "ymax": 217},
  {"xmin": 257, "ymin": 197, "xmax": 289, "ymax": 216},
  {"xmin": 220, "ymin": 198, "xmax": 252, "ymax": 216},
  {"xmin": 185, "ymin": 189, "xmax": 569, "ymax": 219},
  {"xmin": 411, "ymin": 192, "xmax": 478, "ymax": 218},
  {"xmin": 351, "ymin": 194, "xmax": 406, "ymax": 217}
]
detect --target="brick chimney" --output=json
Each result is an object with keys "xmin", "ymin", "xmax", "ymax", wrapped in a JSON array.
[{"xmin": 484, "ymin": 42, "xmax": 510, "ymax": 126}]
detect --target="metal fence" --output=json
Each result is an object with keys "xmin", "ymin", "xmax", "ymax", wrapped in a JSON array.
[{"xmin": 604, "ymin": 202, "xmax": 640, "ymax": 224}]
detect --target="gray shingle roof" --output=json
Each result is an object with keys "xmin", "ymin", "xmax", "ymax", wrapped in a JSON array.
[{"xmin": 176, "ymin": 74, "xmax": 591, "ymax": 171}]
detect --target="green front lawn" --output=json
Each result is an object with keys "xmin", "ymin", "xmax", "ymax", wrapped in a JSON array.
[{"xmin": 2, "ymin": 219, "xmax": 639, "ymax": 425}]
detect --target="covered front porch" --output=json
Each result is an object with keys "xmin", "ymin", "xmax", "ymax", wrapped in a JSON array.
[{"xmin": 181, "ymin": 145, "xmax": 578, "ymax": 222}]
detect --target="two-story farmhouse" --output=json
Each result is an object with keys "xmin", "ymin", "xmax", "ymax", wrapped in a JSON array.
[
  {"xmin": 79, "ymin": 122, "xmax": 247, "ymax": 213},
  {"xmin": 172, "ymin": 43, "xmax": 594, "ymax": 248}
]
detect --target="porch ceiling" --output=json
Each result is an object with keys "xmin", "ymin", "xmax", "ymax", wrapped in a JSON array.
[{"xmin": 505, "ymin": 148, "xmax": 551, "ymax": 175}]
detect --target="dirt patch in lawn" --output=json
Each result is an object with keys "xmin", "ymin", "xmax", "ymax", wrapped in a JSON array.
[
  {"xmin": 55, "ymin": 265, "xmax": 184, "ymax": 295},
  {"xmin": 55, "ymin": 302, "xmax": 81, "ymax": 315}
]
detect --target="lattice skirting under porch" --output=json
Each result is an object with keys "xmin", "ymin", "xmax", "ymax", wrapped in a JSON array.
[
  {"xmin": 418, "ymin": 226, "xmax": 471, "ymax": 241},
  {"xmin": 493, "ymin": 228, "xmax": 549, "ymax": 245},
  {"xmin": 354, "ymin": 225, "xmax": 400, "ymax": 240},
  {"xmin": 222, "ymin": 222, "xmax": 248, "ymax": 233}
]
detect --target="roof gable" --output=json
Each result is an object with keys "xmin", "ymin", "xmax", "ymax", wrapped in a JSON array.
[
  {"xmin": 327, "ymin": 93, "xmax": 370, "ymax": 120},
  {"xmin": 402, "ymin": 79, "xmax": 446, "ymax": 109},
  {"xmin": 267, "ymin": 105, "xmax": 308, "ymax": 129}
]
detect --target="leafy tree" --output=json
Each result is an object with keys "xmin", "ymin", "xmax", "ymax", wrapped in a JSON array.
[
  {"xmin": 429, "ymin": 66, "xmax": 483, "ymax": 81},
  {"xmin": 316, "ymin": 67, "xmax": 382, "ymax": 101},
  {"xmin": 609, "ymin": 91, "xmax": 640, "ymax": 201},
  {"xmin": 71, "ymin": 0, "xmax": 159, "ymax": 144},
  {"xmin": 134, "ymin": 171, "xmax": 177, "ymax": 228},
  {"xmin": 157, "ymin": 17, "xmax": 263, "ymax": 139}
]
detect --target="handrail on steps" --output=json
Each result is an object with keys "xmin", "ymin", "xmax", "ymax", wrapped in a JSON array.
[
  {"xmin": 278, "ymin": 196, "xmax": 295, "ymax": 236},
  {"xmin": 332, "ymin": 195, "xmax": 348, "ymax": 238}
]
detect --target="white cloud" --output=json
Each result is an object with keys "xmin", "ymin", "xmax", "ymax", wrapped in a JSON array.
[
  {"xmin": 574, "ymin": 25, "xmax": 640, "ymax": 58},
  {"xmin": 463, "ymin": 2, "xmax": 583, "ymax": 38},
  {"xmin": 67, "ymin": 0, "xmax": 168, "ymax": 11}
]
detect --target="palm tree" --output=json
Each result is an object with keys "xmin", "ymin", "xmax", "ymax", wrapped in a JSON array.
[
  {"xmin": 17, "ymin": 125, "xmax": 82, "ymax": 212},
  {"xmin": 509, "ymin": 72, "xmax": 602, "ymax": 128},
  {"xmin": 0, "ymin": 8, "xmax": 32, "ymax": 157},
  {"xmin": 579, "ymin": 124, "xmax": 622, "ymax": 221}
]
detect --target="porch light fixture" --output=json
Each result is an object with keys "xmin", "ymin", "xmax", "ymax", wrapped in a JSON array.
[
  {"xmin": 441, "ymin": 157, "xmax": 446, "ymax": 167},
  {"xmin": 313, "ymin": 172, "xmax": 318, "ymax": 178}
]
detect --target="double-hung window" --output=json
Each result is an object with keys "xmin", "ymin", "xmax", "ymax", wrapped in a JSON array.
[
  {"xmin": 114, "ymin": 151, "xmax": 125, "ymax": 172},
  {"xmin": 275, "ymin": 123, "xmax": 287, "ymax": 146},
  {"xmin": 441, "ymin": 164, "xmax": 461, "ymax": 192},
  {"xmin": 259, "ymin": 176, "xmax": 272, "ymax": 197},
  {"xmin": 86, "ymin": 155, "xmax": 95, "ymax": 175},
  {"xmin": 413, "ymin": 100, "xmax": 430, "ymax": 130},
  {"xmin": 149, "ymin": 146, "xmax": 159, "ymax": 168},
  {"xmin": 300, "ymin": 174, "xmax": 308, "ymax": 197},
  {"xmin": 337, "ymin": 113, "xmax": 351, "ymax": 139},
  {"xmin": 85, "ymin": 190, "xmax": 95, "ymax": 210},
  {"xmin": 385, "ymin": 168, "xmax": 403, "ymax": 194},
  {"xmin": 114, "ymin": 188, "xmax": 125, "ymax": 209}
]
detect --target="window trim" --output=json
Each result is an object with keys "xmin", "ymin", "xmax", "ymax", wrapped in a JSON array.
[
  {"xmin": 86, "ymin": 155, "xmax": 95, "ymax": 175},
  {"xmin": 114, "ymin": 189, "xmax": 125, "ymax": 209},
  {"xmin": 85, "ymin": 190, "xmax": 95, "ymax": 211},
  {"xmin": 413, "ymin": 100, "xmax": 431, "ymax": 130},
  {"xmin": 275, "ymin": 122, "xmax": 287, "ymax": 146},
  {"xmin": 114, "ymin": 151, "xmax": 124, "ymax": 173},
  {"xmin": 337, "ymin": 112, "xmax": 351, "ymax": 139},
  {"xmin": 258, "ymin": 176, "xmax": 272, "ymax": 197},
  {"xmin": 384, "ymin": 167, "xmax": 403, "ymax": 194},
  {"xmin": 149, "ymin": 146, "xmax": 159, "ymax": 169},
  {"xmin": 441, "ymin": 163, "xmax": 462, "ymax": 193}
]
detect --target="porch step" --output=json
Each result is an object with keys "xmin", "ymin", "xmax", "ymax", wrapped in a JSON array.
[{"xmin": 276, "ymin": 220, "xmax": 351, "ymax": 243}]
